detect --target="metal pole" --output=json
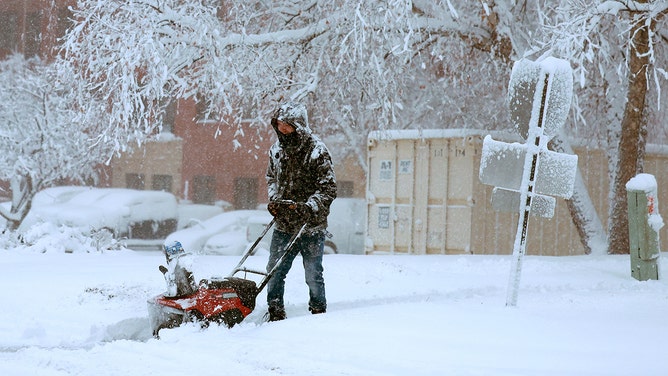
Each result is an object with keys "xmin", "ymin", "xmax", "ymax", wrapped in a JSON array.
[{"xmin": 506, "ymin": 72, "xmax": 550, "ymax": 307}]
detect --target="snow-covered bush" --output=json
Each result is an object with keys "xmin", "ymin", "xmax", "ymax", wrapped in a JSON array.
[{"xmin": 1, "ymin": 223, "xmax": 126, "ymax": 254}]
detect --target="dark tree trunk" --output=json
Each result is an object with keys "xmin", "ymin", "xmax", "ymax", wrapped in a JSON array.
[
  {"xmin": 3, "ymin": 175, "xmax": 34, "ymax": 232},
  {"xmin": 608, "ymin": 9, "xmax": 651, "ymax": 255}
]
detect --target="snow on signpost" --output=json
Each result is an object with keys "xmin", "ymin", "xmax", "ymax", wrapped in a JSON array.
[{"xmin": 479, "ymin": 57, "xmax": 577, "ymax": 307}]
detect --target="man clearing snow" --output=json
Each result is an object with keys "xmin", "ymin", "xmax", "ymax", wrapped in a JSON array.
[{"xmin": 264, "ymin": 101, "xmax": 338, "ymax": 321}]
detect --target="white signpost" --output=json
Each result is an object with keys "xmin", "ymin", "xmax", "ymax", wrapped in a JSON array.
[{"xmin": 479, "ymin": 57, "xmax": 577, "ymax": 306}]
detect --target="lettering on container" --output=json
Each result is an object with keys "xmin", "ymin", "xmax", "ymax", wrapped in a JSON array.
[
  {"xmin": 380, "ymin": 160, "xmax": 393, "ymax": 181},
  {"xmin": 378, "ymin": 206, "xmax": 390, "ymax": 229}
]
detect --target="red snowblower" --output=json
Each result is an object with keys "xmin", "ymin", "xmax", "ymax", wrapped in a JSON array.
[{"xmin": 148, "ymin": 208, "xmax": 306, "ymax": 337}]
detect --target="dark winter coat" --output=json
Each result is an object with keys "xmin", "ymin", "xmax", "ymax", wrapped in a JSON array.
[{"xmin": 266, "ymin": 102, "xmax": 337, "ymax": 234}]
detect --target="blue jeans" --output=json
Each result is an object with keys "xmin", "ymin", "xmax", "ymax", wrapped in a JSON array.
[{"xmin": 266, "ymin": 229, "xmax": 326, "ymax": 312}]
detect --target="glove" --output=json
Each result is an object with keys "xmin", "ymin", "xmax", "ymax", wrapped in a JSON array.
[
  {"xmin": 268, "ymin": 200, "xmax": 297, "ymax": 217},
  {"xmin": 296, "ymin": 202, "xmax": 313, "ymax": 220},
  {"xmin": 267, "ymin": 201, "xmax": 280, "ymax": 216}
]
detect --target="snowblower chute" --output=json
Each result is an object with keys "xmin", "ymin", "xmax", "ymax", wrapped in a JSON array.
[{"xmin": 148, "ymin": 213, "xmax": 307, "ymax": 337}]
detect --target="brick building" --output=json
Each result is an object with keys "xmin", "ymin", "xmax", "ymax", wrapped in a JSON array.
[
  {"xmin": 111, "ymin": 96, "xmax": 366, "ymax": 208},
  {"xmin": 111, "ymin": 97, "xmax": 276, "ymax": 209},
  {"xmin": 0, "ymin": 0, "xmax": 71, "ymax": 60}
]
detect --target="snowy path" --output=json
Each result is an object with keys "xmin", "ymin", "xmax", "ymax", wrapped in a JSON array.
[{"xmin": 0, "ymin": 250, "xmax": 666, "ymax": 375}]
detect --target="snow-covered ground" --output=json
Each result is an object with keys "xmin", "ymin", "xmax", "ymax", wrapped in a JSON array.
[{"xmin": 1, "ymin": 244, "xmax": 666, "ymax": 376}]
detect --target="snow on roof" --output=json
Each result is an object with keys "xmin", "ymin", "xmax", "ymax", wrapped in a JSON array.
[
  {"xmin": 368, "ymin": 128, "xmax": 521, "ymax": 142},
  {"xmin": 368, "ymin": 129, "xmax": 668, "ymax": 156}
]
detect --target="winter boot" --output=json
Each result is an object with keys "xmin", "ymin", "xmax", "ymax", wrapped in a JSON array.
[
  {"xmin": 309, "ymin": 306, "xmax": 326, "ymax": 315},
  {"xmin": 267, "ymin": 306, "xmax": 286, "ymax": 322}
]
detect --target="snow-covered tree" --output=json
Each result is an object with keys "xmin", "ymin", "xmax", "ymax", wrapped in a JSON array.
[
  {"xmin": 61, "ymin": 0, "xmax": 626, "ymax": 253},
  {"xmin": 0, "ymin": 54, "xmax": 112, "ymax": 230},
  {"xmin": 60, "ymin": 1, "xmax": 545, "ymax": 162},
  {"xmin": 59, "ymin": 0, "xmax": 600, "ymax": 251},
  {"xmin": 541, "ymin": 0, "xmax": 668, "ymax": 254}
]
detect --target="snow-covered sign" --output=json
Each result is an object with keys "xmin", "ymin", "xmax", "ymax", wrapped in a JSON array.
[
  {"xmin": 490, "ymin": 186, "xmax": 556, "ymax": 219},
  {"xmin": 508, "ymin": 57, "xmax": 573, "ymax": 141},
  {"xmin": 480, "ymin": 136, "xmax": 578, "ymax": 217},
  {"xmin": 478, "ymin": 57, "xmax": 577, "ymax": 307}
]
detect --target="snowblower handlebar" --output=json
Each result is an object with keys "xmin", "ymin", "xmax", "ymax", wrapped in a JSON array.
[{"xmin": 275, "ymin": 199, "xmax": 297, "ymax": 209}]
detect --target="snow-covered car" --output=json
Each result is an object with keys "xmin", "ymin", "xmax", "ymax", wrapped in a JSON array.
[
  {"xmin": 246, "ymin": 198, "xmax": 365, "ymax": 254},
  {"xmin": 20, "ymin": 187, "xmax": 178, "ymax": 241},
  {"xmin": 327, "ymin": 198, "xmax": 365, "ymax": 254},
  {"xmin": 165, "ymin": 210, "xmax": 268, "ymax": 255},
  {"xmin": 176, "ymin": 203, "xmax": 225, "ymax": 230},
  {"xmin": 245, "ymin": 214, "xmax": 338, "ymax": 254},
  {"xmin": 0, "ymin": 186, "xmax": 89, "ymax": 236},
  {"xmin": 31, "ymin": 186, "xmax": 91, "ymax": 206},
  {"xmin": 244, "ymin": 213, "xmax": 274, "ymax": 253},
  {"xmin": 203, "ymin": 229, "xmax": 262, "ymax": 256}
]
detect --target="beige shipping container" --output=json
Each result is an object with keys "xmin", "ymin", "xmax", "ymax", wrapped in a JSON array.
[
  {"xmin": 367, "ymin": 129, "xmax": 485, "ymax": 255},
  {"xmin": 366, "ymin": 129, "xmax": 668, "ymax": 256}
]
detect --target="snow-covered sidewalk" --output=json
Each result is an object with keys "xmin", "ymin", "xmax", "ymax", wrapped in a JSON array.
[{"xmin": 0, "ymin": 250, "xmax": 666, "ymax": 375}]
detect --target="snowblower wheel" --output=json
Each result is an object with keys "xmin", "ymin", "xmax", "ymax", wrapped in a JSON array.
[
  {"xmin": 188, "ymin": 310, "xmax": 212, "ymax": 329},
  {"xmin": 212, "ymin": 308, "xmax": 245, "ymax": 328}
]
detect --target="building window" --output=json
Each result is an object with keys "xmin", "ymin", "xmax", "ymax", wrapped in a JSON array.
[
  {"xmin": 152, "ymin": 175, "xmax": 173, "ymax": 193},
  {"xmin": 337, "ymin": 181, "xmax": 354, "ymax": 198},
  {"xmin": 234, "ymin": 177, "xmax": 257, "ymax": 210},
  {"xmin": 0, "ymin": 12, "xmax": 18, "ymax": 52},
  {"xmin": 193, "ymin": 175, "xmax": 216, "ymax": 204},
  {"xmin": 126, "ymin": 173, "xmax": 145, "ymax": 190}
]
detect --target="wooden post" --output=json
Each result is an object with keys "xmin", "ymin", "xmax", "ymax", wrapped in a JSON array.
[{"xmin": 627, "ymin": 174, "xmax": 662, "ymax": 281}]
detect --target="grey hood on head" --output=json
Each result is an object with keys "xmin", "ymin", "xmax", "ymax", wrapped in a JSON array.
[
  {"xmin": 271, "ymin": 102, "xmax": 312, "ymax": 149},
  {"xmin": 272, "ymin": 101, "xmax": 309, "ymax": 132}
]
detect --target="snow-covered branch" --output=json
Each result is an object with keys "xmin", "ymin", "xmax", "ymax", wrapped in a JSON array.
[
  {"xmin": 542, "ymin": 0, "xmax": 667, "ymax": 87},
  {"xmin": 597, "ymin": 0, "xmax": 668, "ymax": 14},
  {"xmin": 58, "ymin": 1, "xmax": 537, "ymax": 155}
]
